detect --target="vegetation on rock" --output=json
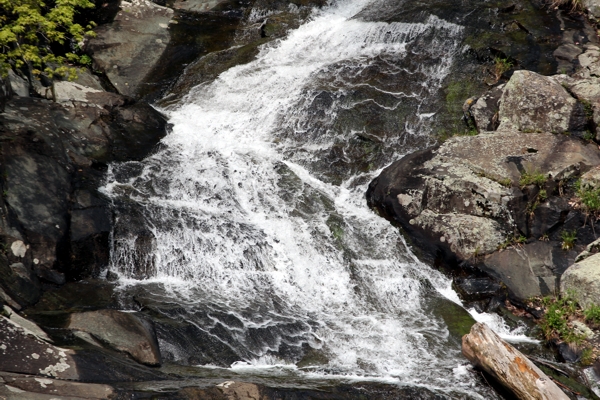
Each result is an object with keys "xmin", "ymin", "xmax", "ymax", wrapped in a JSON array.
[
  {"xmin": 529, "ymin": 293, "xmax": 600, "ymax": 365},
  {"xmin": 561, "ymin": 229, "xmax": 577, "ymax": 250},
  {"xmin": 519, "ymin": 169, "xmax": 547, "ymax": 188},
  {"xmin": 0, "ymin": 0, "xmax": 96, "ymax": 80},
  {"xmin": 576, "ymin": 179, "xmax": 600, "ymax": 215}
]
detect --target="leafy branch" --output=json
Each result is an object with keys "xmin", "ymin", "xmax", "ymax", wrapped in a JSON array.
[{"xmin": 0, "ymin": 0, "xmax": 96, "ymax": 81}]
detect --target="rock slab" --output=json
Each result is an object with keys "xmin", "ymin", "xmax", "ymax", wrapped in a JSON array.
[
  {"xmin": 462, "ymin": 323, "xmax": 569, "ymax": 400},
  {"xmin": 0, "ymin": 316, "xmax": 79, "ymax": 379},
  {"xmin": 68, "ymin": 309, "xmax": 162, "ymax": 366},
  {"xmin": 86, "ymin": 0, "xmax": 173, "ymax": 97},
  {"xmin": 0, "ymin": 371, "xmax": 113, "ymax": 399}
]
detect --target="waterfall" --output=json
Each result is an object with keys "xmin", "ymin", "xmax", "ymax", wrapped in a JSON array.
[{"xmin": 102, "ymin": 0, "xmax": 500, "ymax": 397}]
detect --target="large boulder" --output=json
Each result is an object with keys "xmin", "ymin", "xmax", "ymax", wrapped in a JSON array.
[
  {"xmin": 481, "ymin": 241, "xmax": 558, "ymax": 300},
  {"xmin": 560, "ymin": 253, "xmax": 600, "ymax": 309},
  {"xmin": 68, "ymin": 309, "xmax": 162, "ymax": 366},
  {"xmin": 85, "ymin": 0, "xmax": 174, "ymax": 98},
  {"xmin": 497, "ymin": 70, "xmax": 586, "ymax": 134},
  {"xmin": 367, "ymin": 130, "xmax": 600, "ymax": 300}
]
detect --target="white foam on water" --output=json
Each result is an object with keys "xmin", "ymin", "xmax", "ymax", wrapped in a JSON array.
[{"xmin": 102, "ymin": 0, "xmax": 506, "ymax": 396}]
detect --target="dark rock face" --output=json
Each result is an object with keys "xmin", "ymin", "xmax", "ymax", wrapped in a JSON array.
[
  {"xmin": 0, "ymin": 91, "xmax": 166, "ymax": 290},
  {"xmin": 0, "ymin": 255, "xmax": 41, "ymax": 307}
]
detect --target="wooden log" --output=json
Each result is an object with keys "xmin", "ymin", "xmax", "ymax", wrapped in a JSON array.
[{"xmin": 462, "ymin": 323, "xmax": 569, "ymax": 400}]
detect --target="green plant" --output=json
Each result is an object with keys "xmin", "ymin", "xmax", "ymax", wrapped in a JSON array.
[
  {"xmin": 584, "ymin": 304, "xmax": 600, "ymax": 325},
  {"xmin": 519, "ymin": 170, "xmax": 547, "ymax": 188},
  {"xmin": 497, "ymin": 177, "xmax": 512, "ymax": 187},
  {"xmin": 580, "ymin": 347, "xmax": 595, "ymax": 366},
  {"xmin": 0, "ymin": 0, "xmax": 97, "ymax": 79},
  {"xmin": 539, "ymin": 295, "xmax": 585, "ymax": 344},
  {"xmin": 576, "ymin": 180, "xmax": 600, "ymax": 214},
  {"xmin": 493, "ymin": 57, "xmax": 513, "ymax": 81},
  {"xmin": 538, "ymin": 189, "xmax": 547, "ymax": 201},
  {"xmin": 581, "ymin": 99, "xmax": 594, "ymax": 119},
  {"xmin": 583, "ymin": 131, "xmax": 595, "ymax": 141},
  {"xmin": 499, "ymin": 234, "xmax": 527, "ymax": 249},
  {"xmin": 561, "ymin": 229, "xmax": 577, "ymax": 250}
]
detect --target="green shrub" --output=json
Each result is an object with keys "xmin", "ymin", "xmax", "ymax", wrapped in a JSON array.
[
  {"xmin": 0, "ymin": 0, "xmax": 96, "ymax": 79},
  {"xmin": 539, "ymin": 295, "xmax": 585, "ymax": 344},
  {"xmin": 520, "ymin": 170, "xmax": 547, "ymax": 188},
  {"xmin": 561, "ymin": 229, "xmax": 577, "ymax": 250},
  {"xmin": 584, "ymin": 304, "xmax": 600, "ymax": 325},
  {"xmin": 538, "ymin": 189, "xmax": 547, "ymax": 201},
  {"xmin": 575, "ymin": 180, "xmax": 600, "ymax": 214},
  {"xmin": 494, "ymin": 57, "xmax": 513, "ymax": 77}
]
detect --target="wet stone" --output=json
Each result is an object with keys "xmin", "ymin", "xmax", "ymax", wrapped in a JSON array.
[{"xmin": 454, "ymin": 277, "xmax": 502, "ymax": 301}]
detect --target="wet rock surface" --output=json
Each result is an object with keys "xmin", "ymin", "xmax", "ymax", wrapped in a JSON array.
[{"xmin": 0, "ymin": 91, "xmax": 166, "ymax": 285}]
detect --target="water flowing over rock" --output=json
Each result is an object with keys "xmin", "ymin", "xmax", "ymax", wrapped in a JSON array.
[
  {"xmin": 462, "ymin": 323, "xmax": 569, "ymax": 400},
  {"xmin": 1, "ymin": 0, "xmax": 598, "ymax": 396}
]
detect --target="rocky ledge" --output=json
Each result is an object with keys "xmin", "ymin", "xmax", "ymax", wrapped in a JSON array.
[{"xmin": 368, "ymin": 46, "xmax": 600, "ymax": 305}]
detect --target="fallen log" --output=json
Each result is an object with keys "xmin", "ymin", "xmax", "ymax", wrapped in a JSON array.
[{"xmin": 462, "ymin": 323, "xmax": 569, "ymax": 400}]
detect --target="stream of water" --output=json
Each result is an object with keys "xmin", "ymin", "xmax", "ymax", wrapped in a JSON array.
[{"xmin": 103, "ymin": 0, "xmax": 527, "ymax": 397}]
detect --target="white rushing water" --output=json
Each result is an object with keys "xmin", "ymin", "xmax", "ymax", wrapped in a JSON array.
[{"xmin": 102, "ymin": 0, "xmax": 524, "ymax": 397}]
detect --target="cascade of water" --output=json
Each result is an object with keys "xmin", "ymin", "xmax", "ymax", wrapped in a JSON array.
[{"xmin": 103, "ymin": 0, "xmax": 505, "ymax": 396}]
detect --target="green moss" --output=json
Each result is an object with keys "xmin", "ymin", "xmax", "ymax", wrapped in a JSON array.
[
  {"xmin": 296, "ymin": 347, "xmax": 329, "ymax": 368},
  {"xmin": 326, "ymin": 215, "xmax": 344, "ymax": 242}
]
